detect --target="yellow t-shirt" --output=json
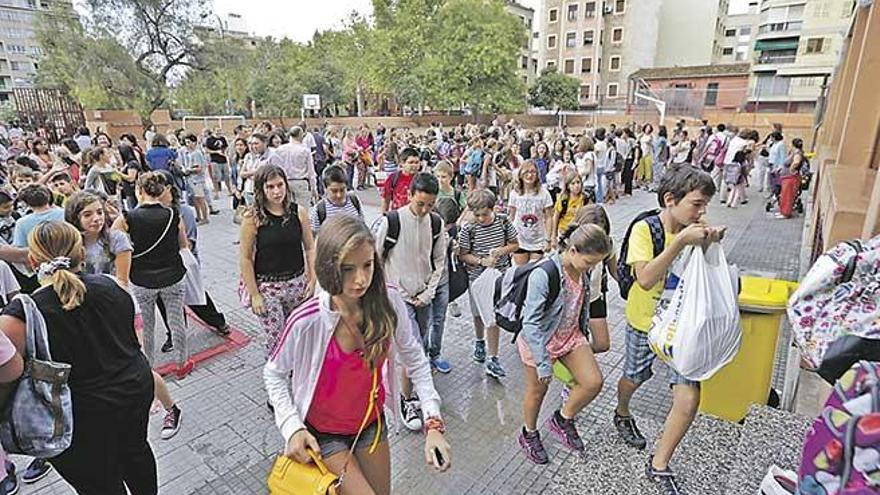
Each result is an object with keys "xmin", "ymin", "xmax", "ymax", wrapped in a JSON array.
[
  {"xmin": 624, "ymin": 220, "xmax": 675, "ymax": 332},
  {"xmin": 555, "ymin": 194, "xmax": 584, "ymax": 235}
]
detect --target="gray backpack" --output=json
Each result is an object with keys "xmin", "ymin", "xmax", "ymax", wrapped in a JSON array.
[{"xmin": 0, "ymin": 294, "xmax": 73, "ymax": 457}]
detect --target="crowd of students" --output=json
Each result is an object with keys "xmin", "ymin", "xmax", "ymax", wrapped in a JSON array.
[{"xmin": 0, "ymin": 116, "xmax": 804, "ymax": 495}]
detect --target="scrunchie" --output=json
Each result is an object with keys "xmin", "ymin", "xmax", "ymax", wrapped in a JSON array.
[{"xmin": 37, "ymin": 256, "xmax": 71, "ymax": 280}]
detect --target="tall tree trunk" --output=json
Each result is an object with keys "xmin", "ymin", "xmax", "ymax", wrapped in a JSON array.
[{"xmin": 356, "ymin": 82, "xmax": 364, "ymax": 117}]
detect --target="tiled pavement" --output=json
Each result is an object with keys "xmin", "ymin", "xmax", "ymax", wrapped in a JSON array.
[{"xmin": 19, "ymin": 180, "xmax": 803, "ymax": 494}]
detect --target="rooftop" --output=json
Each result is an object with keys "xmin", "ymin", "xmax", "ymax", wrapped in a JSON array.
[{"xmin": 631, "ymin": 63, "xmax": 752, "ymax": 80}]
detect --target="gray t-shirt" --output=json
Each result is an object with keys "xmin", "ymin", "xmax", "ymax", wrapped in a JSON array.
[{"xmin": 83, "ymin": 230, "xmax": 132, "ymax": 276}]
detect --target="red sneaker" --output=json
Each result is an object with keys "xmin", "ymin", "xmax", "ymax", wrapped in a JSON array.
[{"xmin": 176, "ymin": 360, "xmax": 195, "ymax": 379}]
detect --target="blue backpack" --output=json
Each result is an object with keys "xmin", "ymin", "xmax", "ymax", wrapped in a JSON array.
[
  {"xmin": 462, "ymin": 149, "xmax": 483, "ymax": 176},
  {"xmin": 617, "ymin": 210, "xmax": 665, "ymax": 300}
]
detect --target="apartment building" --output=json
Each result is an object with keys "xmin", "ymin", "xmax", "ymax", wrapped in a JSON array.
[
  {"xmin": 718, "ymin": 0, "xmax": 760, "ymax": 63},
  {"xmin": 537, "ymin": 0, "xmax": 727, "ymax": 109},
  {"xmin": 0, "ymin": 0, "xmax": 57, "ymax": 102},
  {"xmin": 746, "ymin": 0, "xmax": 855, "ymax": 113},
  {"xmin": 505, "ymin": 1, "xmax": 538, "ymax": 87}
]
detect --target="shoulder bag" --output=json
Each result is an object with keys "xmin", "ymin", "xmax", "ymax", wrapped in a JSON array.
[{"xmin": 131, "ymin": 207, "xmax": 174, "ymax": 260}]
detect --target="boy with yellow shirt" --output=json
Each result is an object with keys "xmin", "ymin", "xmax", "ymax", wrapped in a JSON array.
[{"xmin": 614, "ymin": 166, "xmax": 725, "ymax": 495}]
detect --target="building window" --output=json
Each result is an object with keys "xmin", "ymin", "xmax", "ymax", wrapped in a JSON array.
[
  {"xmin": 612, "ymin": 27, "xmax": 623, "ymax": 43},
  {"xmin": 567, "ymin": 4, "xmax": 578, "ymax": 21},
  {"xmin": 548, "ymin": 35, "xmax": 557, "ymax": 49},
  {"xmin": 8, "ymin": 45, "xmax": 26, "ymax": 54},
  {"xmin": 565, "ymin": 32, "xmax": 577, "ymax": 48},
  {"xmin": 546, "ymin": 61, "xmax": 557, "ymax": 70},
  {"xmin": 581, "ymin": 57, "xmax": 592, "ymax": 73},
  {"xmin": 704, "ymin": 82, "xmax": 719, "ymax": 106},
  {"xmin": 521, "ymin": 56, "xmax": 529, "ymax": 69},
  {"xmin": 564, "ymin": 59, "xmax": 575, "ymax": 74},
  {"xmin": 609, "ymin": 55, "xmax": 621, "ymax": 71},
  {"xmin": 805, "ymin": 37, "xmax": 825, "ymax": 54},
  {"xmin": 615, "ymin": 0, "xmax": 626, "ymax": 13},
  {"xmin": 583, "ymin": 30, "xmax": 594, "ymax": 45},
  {"xmin": 740, "ymin": 26, "xmax": 752, "ymax": 36},
  {"xmin": 585, "ymin": 1, "xmax": 596, "ymax": 17},
  {"xmin": 722, "ymin": 47, "xmax": 734, "ymax": 55},
  {"xmin": 597, "ymin": 57, "xmax": 602, "ymax": 72},
  {"xmin": 549, "ymin": 8, "xmax": 558, "ymax": 22},
  {"xmin": 725, "ymin": 28, "xmax": 737, "ymax": 37},
  {"xmin": 580, "ymin": 84, "xmax": 591, "ymax": 100},
  {"xmin": 607, "ymin": 83, "xmax": 619, "ymax": 98}
]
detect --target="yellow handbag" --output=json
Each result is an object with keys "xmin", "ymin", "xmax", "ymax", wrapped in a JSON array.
[{"xmin": 267, "ymin": 368, "xmax": 383, "ymax": 495}]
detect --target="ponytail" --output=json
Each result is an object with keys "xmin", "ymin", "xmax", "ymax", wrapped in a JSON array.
[
  {"xmin": 51, "ymin": 269, "xmax": 87, "ymax": 311},
  {"xmin": 28, "ymin": 222, "xmax": 87, "ymax": 311}
]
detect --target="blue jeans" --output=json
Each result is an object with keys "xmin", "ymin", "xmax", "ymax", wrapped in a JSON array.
[
  {"xmin": 429, "ymin": 282, "xmax": 450, "ymax": 359},
  {"xmin": 406, "ymin": 301, "xmax": 433, "ymax": 356},
  {"xmin": 596, "ymin": 170, "xmax": 606, "ymax": 203}
]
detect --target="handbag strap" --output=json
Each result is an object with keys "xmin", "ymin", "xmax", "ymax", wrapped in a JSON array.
[
  {"xmin": 338, "ymin": 367, "xmax": 382, "ymax": 484},
  {"xmin": 14, "ymin": 293, "xmax": 50, "ymax": 362},
  {"xmin": 132, "ymin": 207, "xmax": 174, "ymax": 260}
]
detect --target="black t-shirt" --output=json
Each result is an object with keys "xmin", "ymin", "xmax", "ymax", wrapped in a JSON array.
[
  {"xmin": 126, "ymin": 203, "xmax": 185, "ymax": 288},
  {"xmin": 2, "ymin": 275, "xmax": 153, "ymax": 410},
  {"xmin": 205, "ymin": 136, "xmax": 228, "ymax": 164},
  {"xmin": 520, "ymin": 139, "xmax": 533, "ymax": 159},
  {"xmin": 122, "ymin": 160, "xmax": 141, "ymax": 197}
]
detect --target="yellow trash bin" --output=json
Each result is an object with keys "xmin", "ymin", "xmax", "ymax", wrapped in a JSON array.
[{"xmin": 698, "ymin": 276, "xmax": 799, "ymax": 422}]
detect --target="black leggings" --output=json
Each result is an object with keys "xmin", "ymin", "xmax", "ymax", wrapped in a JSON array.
[
  {"xmin": 50, "ymin": 391, "xmax": 157, "ymax": 494},
  {"xmin": 157, "ymin": 291, "xmax": 226, "ymax": 337}
]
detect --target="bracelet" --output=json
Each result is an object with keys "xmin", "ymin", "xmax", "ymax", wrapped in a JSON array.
[{"xmin": 424, "ymin": 416, "xmax": 446, "ymax": 435}]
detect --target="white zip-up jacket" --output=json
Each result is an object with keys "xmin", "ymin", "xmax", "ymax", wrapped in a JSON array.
[{"xmin": 263, "ymin": 287, "xmax": 442, "ymax": 443}]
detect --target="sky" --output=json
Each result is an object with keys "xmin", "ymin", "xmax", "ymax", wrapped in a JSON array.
[{"xmin": 211, "ymin": 0, "xmax": 541, "ymax": 42}]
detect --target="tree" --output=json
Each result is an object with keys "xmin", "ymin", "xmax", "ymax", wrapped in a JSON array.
[
  {"xmin": 424, "ymin": 0, "xmax": 526, "ymax": 114},
  {"xmin": 37, "ymin": 0, "xmax": 211, "ymax": 121},
  {"xmin": 172, "ymin": 35, "xmax": 258, "ymax": 116},
  {"xmin": 528, "ymin": 68, "xmax": 580, "ymax": 114}
]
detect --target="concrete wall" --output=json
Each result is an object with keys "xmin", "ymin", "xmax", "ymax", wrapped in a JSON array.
[
  {"xmin": 654, "ymin": 0, "xmax": 720, "ymax": 67},
  {"xmin": 644, "ymin": 74, "xmax": 750, "ymax": 110}
]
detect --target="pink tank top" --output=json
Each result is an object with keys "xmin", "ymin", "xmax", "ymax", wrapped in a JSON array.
[{"xmin": 305, "ymin": 336, "xmax": 385, "ymax": 435}]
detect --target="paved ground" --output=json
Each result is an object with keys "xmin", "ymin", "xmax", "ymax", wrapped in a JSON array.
[{"xmin": 18, "ymin": 179, "xmax": 804, "ymax": 494}]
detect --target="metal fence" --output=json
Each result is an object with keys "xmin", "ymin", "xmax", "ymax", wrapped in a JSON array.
[{"xmin": 13, "ymin": 88, "xmax": 85, "ymax": 143}]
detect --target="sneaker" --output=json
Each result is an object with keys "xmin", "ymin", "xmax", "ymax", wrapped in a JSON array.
[
  {"xmin": 21, "ymin": 459, "xmax": 51, "ymax": 484},
  {"xmin": 548, "ymin": 411, "xmax": 584, "ymax": 452},
  {"xmin": 161, "ymin": 336, "xmax": 173, "ymax": 353},
  {"xmin": 518, "ymin": 427, "xmax": 549, "ymax": 465},
  {"xmin": 176, "ymin": 360, "xmax": 195, "ymax": 380},
  {"xmin": 399, "ymin": 395, "xmax": 422, "ymax": 431},
  {"xmin": 485, "ymin": 356, "xmax": 506, "ymax": 378},
  {"xmin": 614, "ymin": 412, "xmax": 647, "ymax": 450},
  {"xmin": 647, "ymin": 461, "xmax": 685, "ymax": 495},
  {"xmin": 2, "ymin": 462, "xmax": 18, "ymax": 495},
  {"xmin": 214, "ymin": 323, "xmax": 231, "ymax": 336},
  {"xmin": 473, "ymin": 340, "xmax": 486, "ymax": 363},
  {"xmin": 431, "ymin": 357, "xmax": 452, "ymax": 374},
  {"xmin": 161, "ymin": 405, "xmax": 182, "ymax": 440},
  {"xmin": 209, "ymin": 209, "xmax": 220, "ymax": 215},
  {"xmin": 449, "ymin": 301, "xmax": 462, "ymax": 318},
  {"xmin": 560, "ymin": 385, "xmax": 571, "ymax": 404}
]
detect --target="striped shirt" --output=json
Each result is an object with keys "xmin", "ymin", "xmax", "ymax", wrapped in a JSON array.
[
  {"xmin": 308, "ymin": 196, "xmax": 363, "ymax": 234},
  {"xmin": 458, "ymin": 214, "xmax": 517, "ymax": 281}
]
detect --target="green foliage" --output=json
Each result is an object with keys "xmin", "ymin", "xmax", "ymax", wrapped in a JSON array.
[
  {"xmin": 0, "ymin": 102, "xmax": 16, "ymax": 123},
  {"xmin": 528, "ymin": 68, "xmax": 581, "ymax": 113}
]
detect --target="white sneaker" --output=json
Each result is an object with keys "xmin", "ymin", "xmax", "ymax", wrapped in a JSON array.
[{"xmin": 399, "ymin": 395, "xmax": 423, "ymax": 431}]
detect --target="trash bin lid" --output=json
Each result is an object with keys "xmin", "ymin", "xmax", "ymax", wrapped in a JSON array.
[{"xmin": 738, "ymin": 276, "xmax": 799, "ymax": 313}]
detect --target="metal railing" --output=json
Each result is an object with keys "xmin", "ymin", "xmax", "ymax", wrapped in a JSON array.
[
  {"xmin": 758, "ymin": 21, "xmax": 803, "ymax": 35},
  {"xmin": 756, "ymin": 53, "xmax": 798, "ymax": 64}
]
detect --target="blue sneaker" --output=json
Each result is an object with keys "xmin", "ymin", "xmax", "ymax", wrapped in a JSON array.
[
  {"xmin": 473, "ymin": 340, "xmax": 486, "ymax": 363},
  {"xmin": 2, "ymin": 461, "xmax": 18, "ymax": 495},
  {"xmin": 485, "ymin": 356, "xmax": 506, "ymax": 378},
  {"xmin": 431, "ymin": 357, "xmax": 452, "ymax": 374},
  {"xmin": 22, "ymin": 459, "xmax": 51, "ymax": 484}
]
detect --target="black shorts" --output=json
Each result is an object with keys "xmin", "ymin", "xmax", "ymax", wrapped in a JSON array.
[
  {"xmin": 589, "ymin": 293, "xmax": 607, "ymax": 319},
  {"xmin": 514, "ymin": 248, "xmax": 544, "ymax": 255}
]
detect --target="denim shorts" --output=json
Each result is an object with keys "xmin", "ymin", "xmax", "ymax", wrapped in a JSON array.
[
  {"xmin": 306, "ymin": 416, "xmax": 387, "ymax": 459},
  {"xmin": 623, "ymin": 324, "xmax": 699, "ymax": 388}
]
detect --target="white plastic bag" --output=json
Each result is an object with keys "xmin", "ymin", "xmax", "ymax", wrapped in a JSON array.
[
  {"xmin": 648, "ymin": 244, "xmax": 742, "ymax": 381},
  {"xmin": 180, "ymin": 248, "xmax": 207, "ymax": 306},
  {"xmin": 757, "ymin": 465, "xmax": 797, "ymax": 494},
  {"xmin": 469, "ymin": 267, "xmax": 502, "ymax": 327}
]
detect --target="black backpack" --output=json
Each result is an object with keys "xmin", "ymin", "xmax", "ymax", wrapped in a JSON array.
[
  {"xmin": 381, "ymin": 210, "xmax": 443, "ymax": 268},
  {"xmin": 493, "ymin": 259, "xmax": 561, "ymax": 343},
  {"xmin": 316, "ymin": 194, "xmax": 363, "ymax": 225},
  {"xmin": 617, "ymin": 209, "xmax": 665, "ymax": 300}
]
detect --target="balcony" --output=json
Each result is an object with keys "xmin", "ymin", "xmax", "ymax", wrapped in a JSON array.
[
  {"xmin": 756, "ymin": 21, "xmax": 802, "ymax": 39},
  {"xmin": 756, "ymin": 53, "xmax": 797, "ymax": 65}
]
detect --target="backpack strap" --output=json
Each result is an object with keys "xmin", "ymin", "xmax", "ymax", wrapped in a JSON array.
[
  {"xmin": 350, "ymin": 193, "xmax": 363, "ymax": 216},
  {"xmin": 643, "ymin": 214, "xmax": 666, "ymax": 258},
  {"xmin": 429, "ymin": 212, "xmax": 442, "ymax": 244},
  {"xmin": 390, "ymin": 171, "xmax": 401, "ymax": 191},
  {"xmin": 560, "ymin": 196, "xmax": 570, "ymax": 217},
  {"xmin": 841, "ymin": 240, "xmax": 863, "ymax": 283},
  {"xmin": 316, "ymin": 199, "xmax": 327, "ymax": 224},
  {"xmin": 539, "ymin": 259, "xmax": 561, "ymax": 311},
  {"xmin": 381, "ymin": 211, "xmax": 400, "ymax": 259}
]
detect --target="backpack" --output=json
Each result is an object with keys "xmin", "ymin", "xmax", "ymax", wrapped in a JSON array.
[
  {"xmin": 617, "ymin": 210, "xmax": 665, "ymax": 300},
  {"xmin": 463, "ymin": 149, "xmax": 483, "ymax": 176},
  {"xmin": 316, "ymin": 194, "xmax": 363, "ymax": 225},
  {"xmin": 713, "ymin": 135, "xmax": 730, "ymax": 167},
  {"xmin": 798, "ymin": 360, "xmax": 880, "ymax": 494},
  {"xmin": 788, "ymin": 236, "xmax": 880, "ymax": 380},
  {"xmin": 381, "ymin": 210, "xmax": 443, "ymax": 268},
  {"xmin": 493, "ymin": 259, "xmax": 561, "ymax": 343}
]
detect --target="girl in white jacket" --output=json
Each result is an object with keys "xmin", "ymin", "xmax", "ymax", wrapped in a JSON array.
[{"xmin": 264, "ymin": 215, "xmax": 451, "ymax": 494}]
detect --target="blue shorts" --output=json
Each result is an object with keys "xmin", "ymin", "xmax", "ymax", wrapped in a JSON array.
[{"xmin": 623, "ymin": 324, "xmax": 699, "ymax": 388}]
